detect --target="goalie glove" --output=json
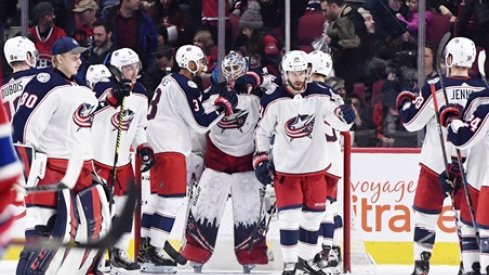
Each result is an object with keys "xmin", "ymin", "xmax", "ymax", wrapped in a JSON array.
[
  {"xmin": 137, "ymin": 144, "xmax": 155, "ymax": 172},
  {"xmin": 396, "ymin": 91, "xmax": 417, "ymax": 111},
  {"xmin": 253, "ymin": 152, "xmax": 274, "ymax": 186},
  {"xmin": 106, "ymin": 79, "xmax": 132, "ymax": 107},
  {"xmin": 439, "ymin": 104, "xmax": 463, "ymax": 127},
  {"xmin": 214, "ymin": 90, "xmax": 238, "ymax": 116}
]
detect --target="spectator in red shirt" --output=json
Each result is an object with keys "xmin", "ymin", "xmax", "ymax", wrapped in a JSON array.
[
  {"xmin": 73, "ymin": 0, "xmax": 100, "ymax": 47},
  {"xmin": 28, "ymin": 1, "xmax": 66, "ymax": 68}
]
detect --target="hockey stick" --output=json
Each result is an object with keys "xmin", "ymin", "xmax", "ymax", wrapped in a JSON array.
[
  {"xmin": 435, "ymin": 33, "xmax": 479, "ymax": 243},
  {"xmin": 17, "ymin": 179, "xmax": 137, "ymax": 250},
  {"xmin": 478, "ymin": 50, "xmax": 488, "ymax": 87},
  {"xmin": 25, "ymin": 150, "xmax": 84, "ymax": 193}
]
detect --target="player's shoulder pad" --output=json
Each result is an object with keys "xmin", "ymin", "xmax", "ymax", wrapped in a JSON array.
[
  {"xmin": 306, "ymin": 81, "xmax": 334, "ymax": 97},
  {"xmin": 203, "ymin": 82, "xmax": 226, "ymax": 101},
  {"xmin": 93, "ymin": 78, "xmax": 116, "ymax": 98},
  {"xmin": 13, "ymin": 67, "xmax": 41, "ymax": 79},
  {"xmin": 24, "ymin": 69, "xmax": 70, "ymax": 96},
  {"xmin": 132, "ymin": 82, "xmax": 147, "ymax": 97},
  {"xmin": 466, "ymin": 78, "xmax": 488, "ymax": 88},
  {"xmin": 171, "ymin": 73, "xmax": 201, "ymax": 97},
  {"xmin": 467, "ymin": 87, "xmax": 489, "ymax": 105},
  {"xmin": 260, "ymin": 84, "xmax": 290, "ymax": 108}
]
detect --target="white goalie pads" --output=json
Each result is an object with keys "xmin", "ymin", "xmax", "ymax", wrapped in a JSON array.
[{"xmin": 14, "ymin": 144, "xmax": 48, "ymax": 187}]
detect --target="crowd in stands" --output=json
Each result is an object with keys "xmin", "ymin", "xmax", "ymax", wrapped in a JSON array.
[{"xmin": 1, "ymin": 0, "xmax": 489, "ymax": 147}]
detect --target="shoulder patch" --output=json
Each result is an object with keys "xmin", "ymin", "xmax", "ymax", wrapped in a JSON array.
[
  {"xmin": 36, "ymin": 73, "xmax": 50, "ymax": 83},
  {"xmin": 427, "ymin": 77, "xmax": 439, "ymax": 85},
  {"xmin": 188, "ymin": 80, "xmax": 198, "ymax": 89}
]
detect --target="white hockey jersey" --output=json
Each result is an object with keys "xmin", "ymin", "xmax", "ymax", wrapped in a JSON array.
[
  {"xmin": 146, "ymin": 72, "xmax": 224, "ymax": 156},
  {"xmin": 0, "ymin": 68, "xmax": 40, "ymax": 121},
  {"xmin": 11, "ymin": 69, "xmax": 98, "ymax": 161},
  {"xmin": 448, "ymin": 89, "xmax": 489, "ymax": 190},
  {"xmin": 92, "ymin": 80, "xmax": 148, "ymax": 166},
  {"xmin": 255, "ymin": 81, "xmax": 352, "ymax": 174},
  {"xmin": 202, "ymin": 82, "xmax": 261, "ymax": 157},
  {"xmin": 399, "ymin": 76, "xmax": 486, "ymax": 173}
]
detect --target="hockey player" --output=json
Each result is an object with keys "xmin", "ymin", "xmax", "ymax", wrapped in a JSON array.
[
  {"xmin": 13, "ymin": 36, "xmax": 110, "ymax": 274},
  {"xmin": 308, "ymin": 50, "xmax": 342, "ymax": 274},
  {"xmin": 1, "ymin": 36, "xmax": 39, "ymax": 121},
  {"xmin": 91, "ymin": 49, "xmax": 154, "ymax": 273},
  {"xmin": 254, "ymin": 50, "xmax": 355, "ymax": 275},
  {"xmin": 181, "ymin": 51, "xmax": 270, "ymax": 273},
  {"xmin": 140, "ymin": 45, "xmax": 238, "ymax": 273},
  {"xmin": 442, "ymin": 88, "xmax": 489, "ymax": 275},
  {"xmin": 0, "ymin": 99, "xmax": 23, "ymax": 255},
  {"xmin": 396, "ymin": 37, "xmax": 486, "ymax": 275}
]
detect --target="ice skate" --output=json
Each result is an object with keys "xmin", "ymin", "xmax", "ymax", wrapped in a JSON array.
[
  {"xmin": 298, "ymin": 253, "xmax": 329, "ymax": 275},
  {"xmin": 190, "ymin": 261, "xmax": 204, "ymax": 273},
  {"xmin": 410, "ymin": 252, "xmax": 431, "ymax": 275},
  {"xmin": 282, "ymin": 262, "xmax": 297, "ymax": 275},
  {"xmin": 138, "ymin": 238, "xmax": 177, "ymax": 274},
  {"xmin": 243, "ymin": 264, "xmax": 255, "ymax": 273},
  {"xmin": 109, "ymin": 248, "xmax": 140, "ymax": 274}
]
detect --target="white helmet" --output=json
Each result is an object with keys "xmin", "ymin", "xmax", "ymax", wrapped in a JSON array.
[
  {"xmin": 445, "ymin": 37, "xmax": 476, "ymax": 68},
  {"xmin": 175, "ymin": 45, "xmax": 207, "ymax": 74},
  {"xmin": 222, "ymin": 51, "xmax": 248, "ymax": 82},
  {"xmin": 281, "ymin": 50, "xmax": 309, "ymax": 73},
  {"xmin": 4, "ymin": 36, "xmax": 38, "ymax": 68},
  {"xmin": 86, "ymin": 64, "xmax": 111, "ymax": 89},
  {"xmin": 308, "ymin": 50, "xmax": 333, "ymax": 77},
  {"xmin": 110, "ymin": 48, "xmax": 141, "ymax": 73}
]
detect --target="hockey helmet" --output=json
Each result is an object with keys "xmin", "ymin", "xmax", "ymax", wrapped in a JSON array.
[
  {"xmin": 175, "ymin": 45, "xmax": 207, "ymax": 74},
  {"xmin": 4, "ymin": 36, "xmax": 38, "ymax": 68},
  {"xmin": 110, "ymin": 48, "xmax": 141, "ymax": 73},
  {"xmin": 308, "ymin": 50, "xmax": 333, "ymax": 77},
  {"xmin": 445, "ymin": 37, "xmax": 476, "ymax": 69},
  {"xmin": 86, "ymin": 64, "xmax": 111, "ymax": 89},
  {"xmin": 281, "ymin": 50, "xmax": 309, "ymax": 73}
]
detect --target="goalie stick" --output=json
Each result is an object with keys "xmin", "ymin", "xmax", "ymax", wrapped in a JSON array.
[
  {"xmin": 17, "ymin": 178, "xmax": 137, "ymax": 250},
  {"xmin": 434, "ymin": 32, "xmax": 479, "ymax": 243},
  {"xmin": 25, "ymin": 149, "xmax": 84, "ymax": 193}
]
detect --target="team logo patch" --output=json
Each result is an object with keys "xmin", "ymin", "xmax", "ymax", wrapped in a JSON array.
[
  {"xmin": 284, "ymin": 114, "xmax": 315, "ymax": 140},
  {"xmin": 73, "ymin": 103, "xmax": 96, "ymax": 128},
  {"xmin": 217, "ymin": 109, "xmax": 249, "ymax": 132},
  {"xmin": 36, "ymin": 73, "xmax": 51, "ymax": 83},
  {"xmin": 111, "ymin": 109, "xmax": 135, "ymax": 131},
  {"xmin": 188, "ymin": 80, "xmax": 197, "ymax": 89}
]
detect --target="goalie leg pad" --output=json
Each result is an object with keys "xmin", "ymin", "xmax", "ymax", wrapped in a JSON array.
[
  {"xmin": 181, "ymin": 169, "xmax": 231, "ymax": 264},
  {"xmin": 16, "ymin": 189, "xmax": 77, "ymax": 275},
  {"xmin": 230, "ymin": 172, "xmax": 268, "ymax": 265},
  {"xmin": 55, "ymin": 184, "xmax": 111, "ymax": 275}
]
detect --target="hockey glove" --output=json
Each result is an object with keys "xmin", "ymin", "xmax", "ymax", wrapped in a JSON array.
[
  {"xmin": 234, "ymin": 72, "xmax": 263, "ymax": 94},
  {"xmin": 214, "ymin": 90, "xmax": 238, "ymax": 116},
  {"xmin": 253, "ymin": 152, "xmax": 274, "ymax": 186},
  {"xmin": 137, "ymin": 144, "xmax": 155, "ymax": 173},
  {"xmin": 395, "ymin": 91, "xmax": 417, "ymax": 111},
  {"xmin": 107, "ymin": 79, "xmax": 132, "ymax": 107},
  {"xmin": 439, "ymin": 161, "xmax": 462, "ymax": 197},
  {"xmin": 439, "ymin": 104, "xmax": 463, "ymax": 128},
  {"xmin": 339, "ymin": 104, "xmax": 356, "ymax": 124}
]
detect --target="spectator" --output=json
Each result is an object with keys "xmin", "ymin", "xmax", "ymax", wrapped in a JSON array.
[
  {"xmin": 193, "ymin": 30, "xmax": 217, "ymax": 73},
  {"xmin": 423, "ymin": 42, "xmax": 437, "ymax": 82},
  {"xmin": 73, "ymin": 0, "xmax": 100, "ymax": 47},
  {"xmin": 142, "ymin": 44, "xmax": 174, "ymax": 101},
  {"xmin": 150, "ymin": 0, "xmax": 184, "ymax": 45},
  {"xmin": 156, "ymin": 25, "xmax": 169, "ymax": 47},
  {"xmin": 100, "ymin": 0, "xmax": 158, "ymax": 70},
  {"xmin": 0, "ymin": 0, "xmax": 17, "ymax": 44},
  {"xmin": 296, "ymin": 0, "xmax": 327, "ymax": 52},
  {"xmin": 369, "ymin": 0, "xmax": 410, "ymax": 43},
  {"xmin": 238, "ymin": 1, "xmax": 281, "ymax": 75},
  {"xmin": 88, "ymin": 20, "xmax": 116, "ymax": 65},
  {"xmin": 28, "ymin": 1, "xmax": 66, "ymax": 68},
  {"xmin": 322, "ymin": 0, "xmax": 370, "ymax": 96},
  {"xmin": 395, "ymin": 0, "xmax": 434, "ymax": 38}
]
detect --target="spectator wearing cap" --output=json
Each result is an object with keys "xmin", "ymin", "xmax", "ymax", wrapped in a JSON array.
[
  {"xmin": 238, "ymin": 0, "xmax": 281, "ymax": 75},
  {"xmin": 142, "ymin": 44, "xmax": 174, "ymax": 102},
  {"xmin": 73, "ymin": 0, "xmax": 100, "ymax": 47},
  {"xmin": 28, "ymin": 1, "xmax": 67, "ymax": 68},
  {"xmin": 100, "ymin": 0, "xmax": 157, "ymax": 71}
]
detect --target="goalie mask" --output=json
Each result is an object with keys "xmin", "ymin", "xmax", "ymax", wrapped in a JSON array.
[
  {"xmin": 281, "ymin": 50, "xmax": 309, "ymax": 95},
  {"xmin": 445, "ymin": 37, "xmax": 476, "ymax": 69},
  {"xmin": 4, "ymin": 36, "xmax": 38, "ymax": 68},
  {"xmin": 175, "ymin": 45, "xmax": 208, "ymax": 75},
  {"xmin": 222, "ymin": 51, "xmax": 248, "ymax": 82}
]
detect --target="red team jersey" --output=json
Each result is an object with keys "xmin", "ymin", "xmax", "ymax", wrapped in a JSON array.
[{"xmin": 28, "ymin": 26, "xmax": 66, "ymax": 68}]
